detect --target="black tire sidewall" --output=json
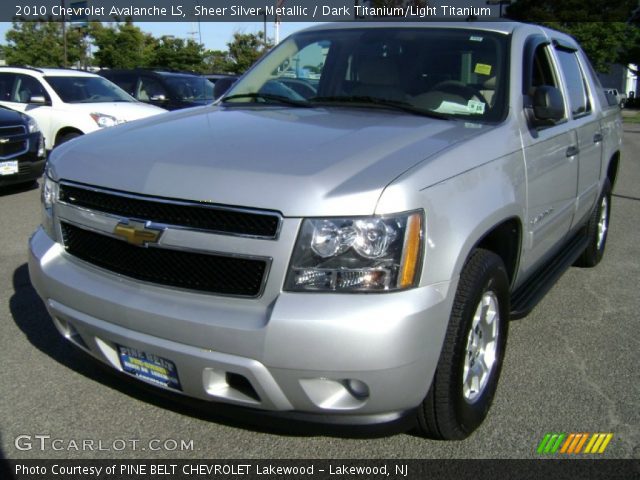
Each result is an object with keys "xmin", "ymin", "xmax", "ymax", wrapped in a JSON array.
[
  {"xmin": 579, "ymin": 180, "xmax": 612, "ymax": 267},
  {"xmin": 452, "ymin": 254, "xmax": 510, "ymax": 435}
]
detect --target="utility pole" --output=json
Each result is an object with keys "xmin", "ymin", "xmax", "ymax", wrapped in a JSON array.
[{"xmin": 61, "ymin": 0, "xmax": 68, "ymax": 67}]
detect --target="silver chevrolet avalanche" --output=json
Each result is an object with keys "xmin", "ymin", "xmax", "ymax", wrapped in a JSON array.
[{"xmin": 29, "ymin": 22, "xmax": 622, "ymax": 439}]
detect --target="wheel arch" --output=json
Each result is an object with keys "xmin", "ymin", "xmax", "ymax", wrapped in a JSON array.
[
  {"xmin": 54, "ymin": 127, "xmax": 84, "ymax": 146},
  {"xmin": 606, "ymin": 151, "xmax": 620, "ymax": 190}
]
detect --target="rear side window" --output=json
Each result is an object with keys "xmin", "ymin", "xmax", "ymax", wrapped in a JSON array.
[
  {"xmin": 0, "ymin": 73, "xmax": 17, "ymax": 101},
  {"xmin": 555, "ymin": 49, "xmax": 591, "ymax": 117}
]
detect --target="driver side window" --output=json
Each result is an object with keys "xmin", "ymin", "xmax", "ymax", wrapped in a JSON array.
[{"xmin": 14, "ymin": 75, "xmax": 48, "ymax": 104}]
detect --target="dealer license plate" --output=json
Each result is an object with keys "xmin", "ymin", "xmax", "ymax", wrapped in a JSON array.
[
  {"xmin": 0, "ymin": 160, "xmax": 18, "ymax": 176},
  {"xmin": 117, "ymin": 345, "xmax": 182, "ymax": 391}
]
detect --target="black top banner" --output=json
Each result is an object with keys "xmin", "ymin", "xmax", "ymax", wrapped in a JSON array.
[{"xmin": 5, "ymin": 0, "xmax": 505, "ymax": 23}]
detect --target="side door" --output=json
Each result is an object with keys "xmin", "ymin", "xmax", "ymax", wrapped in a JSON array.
[
  {"xmin": 519, "ymin": 38, "xmax": 578, "ymax": 275},
  {"xmin": 137, "ymin": 75, "xmax": 171, "ymax": 109},
  {"xmin": 553, "ymin": 44, "xmax": 603, "ymax": 228},
  {"xmin": 105, "ymin": 72, "xmax": 138, "ymax": 99}
]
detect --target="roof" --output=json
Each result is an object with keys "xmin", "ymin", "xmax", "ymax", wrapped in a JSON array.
[
  {"xmin": 0, "ymin": 66, "xmax": 99, "ymax": 77},
  {"xmin": 300, "ymin": 21, "xmax": 522, "ymax": 35}
]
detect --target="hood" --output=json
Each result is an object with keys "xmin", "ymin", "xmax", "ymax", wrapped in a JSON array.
[
  {"xmin": 61, "ymin": 101, "xmax": 166, "ymax": 121},
  {"xmin": 0, "ymin": 105, "xmax": 26, "ymax": 125},
  {"xmin": 50, "ymin": 105, "xmax": 493, "ymax": 217}
]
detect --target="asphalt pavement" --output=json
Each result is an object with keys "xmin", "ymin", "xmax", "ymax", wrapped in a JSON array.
[{"xmin": 0, "ymin": 129, "xmax": 638, "ymax": 460}]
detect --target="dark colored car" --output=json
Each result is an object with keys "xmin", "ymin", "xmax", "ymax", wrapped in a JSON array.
[
  {"xmin": 203, "ymin": 74, "xmax": 239, "ymax": 98},
  {"xmin": 0, "ymin": 105, "xmax": 45, "ymax": 187},
  {"xmin": 99, "ymin": 69, "xmax": 215, "ymax": 111}
]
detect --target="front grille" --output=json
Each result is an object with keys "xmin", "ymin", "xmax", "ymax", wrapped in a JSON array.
[
  {"xmin": 0, "ymin": 140, "xmax": 27, "ymax": 158},
  {"xmin": 59, "ymin": 183, "xmax": 281, "ymax": 239},
  {"xmin": 0, "ymin": 125, "xmax": 26, "ymax": 137},
  {"xmin": 61, "ymin": 223, "xmax": 268, "ymax": 297},
  {"xmin": 0, "ymin": 125, "xmax": 28, "ymax": 159}
]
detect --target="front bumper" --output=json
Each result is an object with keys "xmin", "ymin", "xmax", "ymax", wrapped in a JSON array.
[
  {"xmin": 28, "ymin": 227, "xmax": 456, "ymax": 421},
  {"xmin": 0, "ymin": 133, "xmax": 45, "ymax": 186}
]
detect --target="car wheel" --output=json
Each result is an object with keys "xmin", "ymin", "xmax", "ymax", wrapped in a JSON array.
[
  {"xmin": 417, "ymin": 249, "xmax": 509, "ymax": 440},
  {"xmin": 55, "ymin": 132, "xmax": 82, "ymax": 147},
  {"xmin": 575, "ymin": 179, "xmax": 612, "ymax": 268}
]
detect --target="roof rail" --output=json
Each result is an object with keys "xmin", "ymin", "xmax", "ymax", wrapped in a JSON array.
[{"xmin": 1, "ymin": 65, "xmax": 45, "ymax": 73}]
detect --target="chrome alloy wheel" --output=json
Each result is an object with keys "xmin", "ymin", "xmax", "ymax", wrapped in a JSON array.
[
  {"xmin": 462, "ymin": 291, "xmax": 500, "ymax": 403},
  {"xmin": 597, "ymin": 196, "xmax": 609, "ymax": 251}
]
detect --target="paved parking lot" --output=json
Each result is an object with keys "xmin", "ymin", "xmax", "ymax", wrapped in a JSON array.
[{"xmin": 0, "ymin": 129, "xmax": 638, "ymax": 460}]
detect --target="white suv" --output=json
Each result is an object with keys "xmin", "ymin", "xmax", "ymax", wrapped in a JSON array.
[{"xmin": 0, "ymin": 67, "xmax": 166, "ymax": 151}]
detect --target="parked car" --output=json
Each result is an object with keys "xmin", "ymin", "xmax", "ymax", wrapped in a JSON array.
[
  {"xmin": 30, "ymin": 22, "xmax": 622, "ymax": 440},
  {"xmin": 0, "ymin": 67, "xmax": 166, "ymax": 151},
  {"xmin": 203, "ymin": 74, "xmax": 239, "ymax": 99},
  {"xmin": 100, "ymin": 69, "xmax": 215, "ymax": 110},
  {"xmin": 0, "ymin": 105, "xmax": 45, "ymax": 187},
  {"xmin": 604, "ymin": 88, "xmax": 627, "ymax": 108}
]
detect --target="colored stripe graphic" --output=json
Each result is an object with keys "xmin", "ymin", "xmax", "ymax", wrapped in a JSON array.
[
  {"xmin": 537, "ymin": 433, "xmax": 566, "ymax": 454},
  {"xmin": 539, "ymin": 433, "xmax": 614, "ymax": 454}
]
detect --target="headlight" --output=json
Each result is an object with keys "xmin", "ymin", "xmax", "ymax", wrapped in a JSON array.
[
  {"xmin": 27, "ymin": 117, "xmax": 40, "ymax": 133},
  {"xmin": 41, "ymin": 173, "xmax": 59, "ymax": 240},
  {"xmin": 89, "ymin": 113, "xmax": 123, "ymax": 128},
  {"xmin": 285, "ymin": 211, "xmax": 423, "ymax": 292}
]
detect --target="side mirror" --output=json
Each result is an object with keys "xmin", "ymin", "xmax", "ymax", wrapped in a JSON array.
[
  {"xmin": 149, "ymin": 94, "xmax": 167, "ymax": 102},
  {"xmin": 532, "ymin": 86, "xmax": 565, "ymax": 125},
  {"xmin": 214, "ymin": 77, "xmax": 237, "ymax": 99},
  {"xmin": 29, "ymin": 95, "xmax": 48, "ymax": 105}
]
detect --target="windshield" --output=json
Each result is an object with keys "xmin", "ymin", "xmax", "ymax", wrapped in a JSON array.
[
  {"xmin": 164, "ymin": 75, "xmax": 214, "ymax": 102},
  {"xmin": 45, "ymin": 76, "xmax": 135, "ymax": 103},
  {"xmin": 225, "ymin": 27, "xmax": 508, "ymax": 122}
]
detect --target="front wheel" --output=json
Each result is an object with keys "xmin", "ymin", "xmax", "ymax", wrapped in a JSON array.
[{"xmin": 417, "ymin": 249, "xmax": 509, "ymax": 440}]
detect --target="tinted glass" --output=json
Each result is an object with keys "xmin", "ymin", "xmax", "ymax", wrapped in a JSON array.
[
  {"xmin": 163, "ymin": 75, "xmax": 214, "ymax": 102},
  {"xmin": 556, "ymin": 49, "xmax": 590, "ymax": 116},
  {"xmin": 45, "ymin": 76, "xmax": 134, "ymax": 103}
]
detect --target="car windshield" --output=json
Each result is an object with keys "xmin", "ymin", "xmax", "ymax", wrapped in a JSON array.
[
  {"xmin": 224, "ymin": 27, "xmax": 509, "ymax": 122},
  {"xmin": 164, "ymin": 75, "xmax": 214, "ymax": 102},
  {"xmin": 45, "ymin": 76, "xmax": 135, "ymax": 103}
]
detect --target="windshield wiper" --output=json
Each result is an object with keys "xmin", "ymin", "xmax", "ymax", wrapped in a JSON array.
[
  {"xmin": 222, "ymin": 93, "xmax": 311, "ymax": 108},
  {"xmin": 309, "ymin": 95, "xmax": 450, "ymax": 120}
]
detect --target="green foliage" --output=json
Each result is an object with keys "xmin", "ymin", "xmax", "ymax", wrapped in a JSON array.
[
  {"xmin": 506, "ymin": 0, "xmax": 640, "ymax": 73},
  {"xmin": 146, "ymin": 36, "xmax": 207, "ymax": 72},
  {"xmin": 89, "ymin": 21, "xmax": 156, "ymax": 69},
  {"xmin": 5, "ymin": 20, "xmax": 87, "ymax": 67},
  {"xmin": 224, "ymin": 32, "xmax": 272, "ymax": 74},
  {"xmin": 3, "ymin": 21, "xmax": 272, "ymax": 74},
  {"xmin": 203, "ymin": 50, "xmax": 233, "ymax": 74}
]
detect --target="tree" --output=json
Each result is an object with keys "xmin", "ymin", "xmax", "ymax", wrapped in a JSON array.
[
  {"xmin": 5, "ymin": 20, "xmax": 86, "ymax": 67},
  {"xmin": 225, "ymin": 32, "xmax": 272, "ymax": 74},
  {"xmin": 89, "ymin": 21, "xmax": 156, "ymax": 69},
  {"xmin": 203, "ymin": 49, "xmax": 233, "ymax": 74},
  {"xmin": 506, "ymin": 0, "xmax": 640, "ymax": 73},
  {"xmin": 146, "ymin": 36, "xmax": 207, "ymax": 72}
]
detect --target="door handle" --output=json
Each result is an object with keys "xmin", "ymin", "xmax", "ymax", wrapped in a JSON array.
[
  {"xmin": 566, "ymin": 145, "xmax": 579, "ymax": 157},
  {"xmin": 593, "ymin": 133, "xmax": 603, "ymax": 143}
]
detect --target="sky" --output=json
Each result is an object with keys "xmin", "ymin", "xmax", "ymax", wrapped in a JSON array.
[{"xmin": 0, "ymin": 21, "xmax": 318, "ymax": 51}]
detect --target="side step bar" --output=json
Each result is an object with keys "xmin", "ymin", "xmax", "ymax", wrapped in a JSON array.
[{"xmin": 510, "ymin": 231, "xmax": 589, "ymax": 319}]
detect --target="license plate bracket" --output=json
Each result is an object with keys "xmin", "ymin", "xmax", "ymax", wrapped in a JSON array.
[{"xmin": 117, "ymin": 345, "xmax": 182, "ymax": 391}]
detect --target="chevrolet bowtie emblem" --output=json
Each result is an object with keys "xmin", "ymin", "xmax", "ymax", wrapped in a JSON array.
[
  {"xmin": 113, "ymin": 220, "xmax": 163, "ymax": 247},
  {"xmin": 0, "ymin": 138, "xmax": 9, "ymax": 144}
]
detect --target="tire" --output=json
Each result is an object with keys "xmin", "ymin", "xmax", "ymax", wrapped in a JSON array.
[
  {"xmin": 417, "ymin": 249, "xmax": 510, "ymax": 440},
  {"xmin": 575, "ymin": 180, "xmax": 611, "ymax": 268},
  {"xmin": 55, "ymin": 132, "xmax": 82, "ymax": 148}
]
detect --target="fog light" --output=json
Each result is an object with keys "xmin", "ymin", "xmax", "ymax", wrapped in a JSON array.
[{"xmin": 344, "ymin": 379, "xmax": 370, "ymax": 400}]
